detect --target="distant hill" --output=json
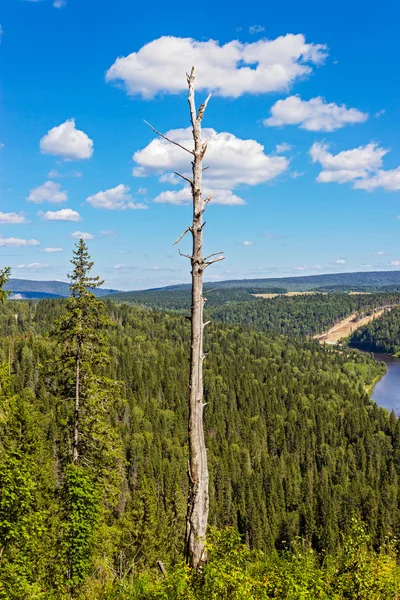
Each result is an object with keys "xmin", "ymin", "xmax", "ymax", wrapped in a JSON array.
[
  {"xmin": 106, "ymin": 270, "xmax": 400, "ymax": 307},
  {"xmin": 157, "ymin": 270, "xmax": 400, "ymax": 292},
  {"xmin": 6, "ymin": 279, "xmax": 119, "ymax": 299}
]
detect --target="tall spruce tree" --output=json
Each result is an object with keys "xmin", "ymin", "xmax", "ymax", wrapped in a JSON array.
[
  {"xmin": 53, "ymin": 240, "xmax": 118, "ymax": 596},
  {"xmin": 55, "ymin": 239, "xmax": 110, "ymax": 464}
]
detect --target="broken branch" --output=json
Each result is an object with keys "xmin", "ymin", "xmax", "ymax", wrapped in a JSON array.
[{"xmin": 144, "ymin": 120, "xmax": 194, "ymax": 155}]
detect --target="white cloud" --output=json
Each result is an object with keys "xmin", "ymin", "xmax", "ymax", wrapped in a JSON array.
[
  {"xmin": 390, "ymin": 261, "xmax": 400, "ymax": 266},
  {"xmin": 0, "ymin": 236, "xmax": 39, "ymax": 247},
  {"xmin": 42, "ymin": 247, "xmax": 63, "ymax": 253},
  {"xmin": 0, "ymin": 212, "xmax": 27, "ymax": 224},
  {"xmin": 53, "ymin": 0, "xmax": 66, "ymax": 7},
  {"xmin": 100, "ymin": 230, "xmax": 118, "ymax": 237},
  {"xmin": 375, "ymin": 109, "xmax": 385, "ymax": 118},
  {"xmin": 353, "ymin": 167, "xmax": 400, "ymax": 191},
  {"xmin": 16, "ymin": 262, "xmax": 48, "ymax": 270},
  {"xmin": 39, "ymin": 208, "xmax": 82, "ymax": 222},
  {"xmin": 249, "ymin": 25, "xmax": 265, "ymax": 34},
  {"xmin": 154, "ymin": 187, "xmax": 246, "ymax": 206},
  {"xmin": 310, "ymin": 142, "xmax": 388, "ymax": 184},
  {"xmin": 106, "ymin": 34, "xmax": 327, "ymax": 98},
  {"xmin": 134, "ymin": 127, "xmax": 288, "ymax": 191},
  {"xmin": 71, "ymin": 231, "xmax": 94, "ymax": 240},
  {"xmin": 290, "ymin": 171, "xmax": 304, "ymax": 178},
  {"xmin": 86, "ymin": 184, "xmax": 148, "ymax": 210},
  {"xmin": 242, "ymin": 241, "xmax": 255, "ymax": 246},
  {"xmin": 275, "ymin": 143, "xmax": 292, "ymax": 153},
  {"xmin": 27, "ymin": 181, "xmax": 68, "ymax": 203},
  {"xmin": 334, "ymin": 259, "xmax": 346, "ymax": 264},
  {"xmin": 265, "ymin": 96, "xmax": 368, "ymax": 131},
  {"xmin": 40, "ymin": 119, "xmax": 93, "ymax": 160}
]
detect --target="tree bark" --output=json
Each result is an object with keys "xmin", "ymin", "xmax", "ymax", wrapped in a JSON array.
[
  {"xmin": 185, "ymin": 67, "xmax": 210, "ymax": 570},
  {"xmin": 73, "ymin": 351, "xmax": 80, "ymax": 464}
]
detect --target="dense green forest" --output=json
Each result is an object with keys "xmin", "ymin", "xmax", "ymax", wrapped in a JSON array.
[
  {"xmin": 109, "ymin": 289, "xmax": 400, "ymax": 338},
  {"xmin": 349, "ymin": 306, "xmax": 400, "ymax": 355},
  {"xmin": 3, "ymin": 293, "xmax": 400, "ymax": 597}
]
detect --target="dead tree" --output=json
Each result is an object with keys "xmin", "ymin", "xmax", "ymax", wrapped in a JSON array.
[{"xmin": 146, "ymin": 67, "xmax": 223, "ymax": 569}]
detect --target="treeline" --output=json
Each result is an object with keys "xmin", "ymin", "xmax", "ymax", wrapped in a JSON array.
[
  {"xmin": 349, "ymin": 306, "xmax": 400, "ymax": 355},
  {"xmin": 108, "ymin": 290, "xmax": 400, "ymax": 338},
  {"xmin": 3, "ymin": 295, "xmax": 400, "ymax": 597}
]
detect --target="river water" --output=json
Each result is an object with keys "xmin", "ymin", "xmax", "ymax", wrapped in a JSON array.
[{"xmin": 371, "ymin": 353, "xmax": 400, "ymax": 415}]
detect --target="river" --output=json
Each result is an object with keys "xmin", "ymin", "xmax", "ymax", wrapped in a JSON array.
[{"xmin": 371, "ymin": 353, "xmax": 400, "ymax": 415}]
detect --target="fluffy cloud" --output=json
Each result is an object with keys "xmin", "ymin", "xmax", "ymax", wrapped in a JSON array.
[
  {"xmin": 106, "ymin": 35, "xmax": 327, "ymax": 98},
  {"xmin": 242, "ymin": 241, "xmax": 255, "ymax": 246},
  {"xmin": 40, "ymin": 119, "xmax": 93, "ymax": 160},
  {"xmin": 353, "ymin": 167, "xmax": 400, "ymax": 191},
  {"xmin": 310, "ymin": 142, "xmax": 388, "ymax": 184},
  {"xmin": 0, "ymin": 212, "xmax": 27, "ymax": 224},
  {"xmin": 265, "ymin": 96, "xmax": 368, "ymax": 131},
  {"xmin": 42, "ymin": 247, "xmax": 63, "ymax": 253},
  {"xmin": 153, "ymin": 187, "xmax": 245, "ymax": 206},
  {"xmin": 0, "ymin": 236, "xmax": 39, "ymax": 247},
  {"xmin": 27, "ymin": 181, "xmax": 68, "ymax": 203},
  {"xmin": 134, "ymin": 127, "xmax": 288, "ymax": 203},
  {"xmin": 39, "ymin": 208, "xmax": 81, "ymax": 222},
  {"xmin": 86, "ymin": 184, "xmax": 148, "ymax": 210},
  {"xmin": 391, "ymin": 261, "xmax": 400, "ymax": 266},
  {"xmin": 334, "ymin": 259, "xmax": 346, "ymax": 264},
  {"xmin": 71, "ymin": 231, "xmax": 93, "ymax": 240}
]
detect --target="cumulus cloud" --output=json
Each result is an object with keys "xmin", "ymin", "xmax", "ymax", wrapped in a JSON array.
[
  {"xmin": 334, "ymin": 259, "xmax": 346, "ymax": 264},
  {"xmin": 353, "ymin": 167, "xmax": 400, "ymax": 191},
  {"xmin": 265, "ymin": 96, "xmax": 368, "ymax": 131},
  {"xmin": 390, "ymin": 261, "xmax": 400, "ymax": 266},
  {"xmin": 27, "ymin": 181, "xmax": 68, "ymax": 203},
  {"xmin": 42, "ymin": 247, "xmax": 63, "ymax": 253},
  {"xmin": 106, "ymin": 34, "xmax": 327, "ymax": 98},
  {"xmin": 0, "ymin": 212, "xmax": 27, "ymax": 224},
  {"xmin": 0, "ymin": 236, "xmax": 39, "ymax": 247},
  {"xmin": 242, "ymin": 241, "xmax": 255, "ymax": 246},
  {"xmin": 134, "ymin": 127, "xmax": 288, "ymax": 205},
  {"xmin": 310, "ymin": 142, "xmax": 388, "ymax": 185},
  {"xmin": 39, "ymin": 208, "xmax": 82, "ymax": 222},
  {"xmin": 86, "ymin": 184, "xmax": 148, "ymax": 210},
  {"xmin": 154, "ymin": 187, "xmax": 245, "ymax": 206},
  {"xmin": 40, "ymin": 119, "xmax": 93, "ymax": 160},
  {"xmin": 71, "ymin": 231, "xmax": 93, "ymax": 240}
]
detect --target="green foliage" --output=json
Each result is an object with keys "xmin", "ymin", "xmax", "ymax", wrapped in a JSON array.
[
  {"xmin": 60, "ymin": 464, "xmax": 99, "ymax": 594},
  {"xmin": 0, "ymin": 267, "xmax": 11, "ymax": 304},
  {"xmin": 350, "ymin": 306, "xmax": 400, "ymax": 355}
]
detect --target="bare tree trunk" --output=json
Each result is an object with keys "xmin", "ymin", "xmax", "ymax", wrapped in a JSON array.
[
  {"xmin": 145, "ymin": 67, "xmax": 224, "ymax": 570},
  {"xmin": 184, "ymin": 68, "xmax": 221, "ymax": 570},
  {"xmin": 73, "ymin": 352, "xmax": 80, "ymax": 464}
]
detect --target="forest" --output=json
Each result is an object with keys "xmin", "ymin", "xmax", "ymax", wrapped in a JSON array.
[
  {"xmin": 349, "ymin": 306, "xmax": 400, "ymax": 355},
  {"xmin": 3, "ymin": 245, "xmax": 400, "ymax": 597}
]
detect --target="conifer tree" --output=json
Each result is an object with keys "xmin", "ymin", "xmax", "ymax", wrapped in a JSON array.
[
  {"xmin": 0, "ymin": 267, "xmax": 11, "ymax": 303},
  {"xmin": 55, "ymin": 239, "xmax": 110, "ymax": 464}
]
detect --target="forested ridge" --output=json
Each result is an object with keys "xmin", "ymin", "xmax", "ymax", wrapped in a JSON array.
[
  {"xmin": 108, "ymin": 290, "xmax": 400, "ymax": 338},
  {"xmin": 349, "ymin": 306, "xmax": 400, "ymax": 355},
  {"xmin": 3, "ymin": 296, "xmax": 400, "ymax": 597}
]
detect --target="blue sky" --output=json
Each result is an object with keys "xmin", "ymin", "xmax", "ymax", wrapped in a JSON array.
[{"xmin": 1, "ymin": 0, "xmax": 400, "ymax": 290}]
